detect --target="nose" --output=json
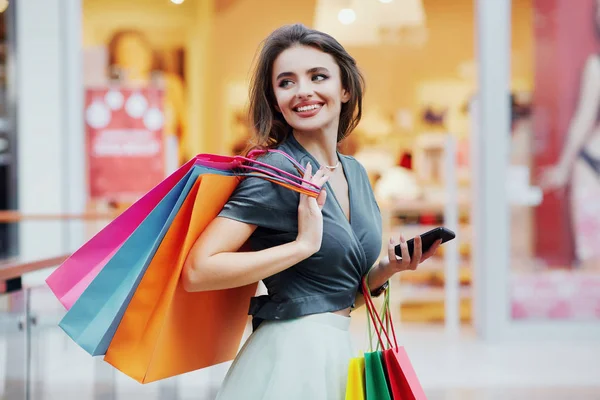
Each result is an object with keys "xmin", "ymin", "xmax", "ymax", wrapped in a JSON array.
[{"xmin": 295, "ymin": 78, "xmax": 314, "ymax": 99}]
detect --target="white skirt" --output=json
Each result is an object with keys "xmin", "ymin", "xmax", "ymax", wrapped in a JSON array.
[{"xmin": 215, "ymin": 312, "xmax": 354, "ymax": 400}]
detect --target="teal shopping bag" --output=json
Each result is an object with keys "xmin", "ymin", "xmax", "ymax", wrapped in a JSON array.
[{"xmin": 59, "ymin": 166, "xmax": 203, "ymax": 356}]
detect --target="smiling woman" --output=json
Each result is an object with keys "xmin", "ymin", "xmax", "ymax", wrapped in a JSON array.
[{"xmin": 181, "ymin": 23, "xmax": 440, "ymax": 400}]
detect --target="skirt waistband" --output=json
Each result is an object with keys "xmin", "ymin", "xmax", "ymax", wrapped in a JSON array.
[{"xmin": 293, "ymin": 312, "xmax": 352, "ymax": 331}]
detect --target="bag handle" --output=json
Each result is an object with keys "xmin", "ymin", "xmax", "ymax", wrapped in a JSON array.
[
  {"xmin": 241, "ymin": 149, "xmax": 314, "ymax": 188},
  {"xmin": 195, "ymin": 150, "xmax": 321, "ymax": 196},
  {"xmin": 237, "ymin": 171, "xmax": 320, "ymax": 198},
  {"xmin": 247, "ymin": 148, "xmax": 306, "ymax": 173},
  {"xmin": 236, "ymin": 164, "xmax": 320, "ymax": 194},
  {"xmin": 362, "ymin": 277, "xmax": 398, "ymax": 350}
]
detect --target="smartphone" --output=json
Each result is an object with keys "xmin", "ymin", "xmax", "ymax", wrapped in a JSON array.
[{"xmin": 394, "ymin": 227, "xmax": 455, "ymax": 259}]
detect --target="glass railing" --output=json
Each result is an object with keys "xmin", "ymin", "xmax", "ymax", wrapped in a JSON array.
[{"xmin": 0, "ymin": 213, "xmax": 232, "ymax": 400}]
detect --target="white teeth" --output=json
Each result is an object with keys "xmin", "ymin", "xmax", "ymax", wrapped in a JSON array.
[{"xmin": 296, "ymin": 104, "xmax": 321, "ymax": 112}]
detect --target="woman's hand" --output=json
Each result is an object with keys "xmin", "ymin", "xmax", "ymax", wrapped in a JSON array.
[
  {"xmin": 383, "ymin": 234, "xmax": 441, "ymax": 273},
  {"xmin": 295, "ymin": 162, "xmax": 329, "ymax": 256}
]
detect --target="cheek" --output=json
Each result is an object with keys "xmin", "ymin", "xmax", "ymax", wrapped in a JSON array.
[{"xmin": 274, "ymin": 90, "xmax": 292, "ymax": 112}]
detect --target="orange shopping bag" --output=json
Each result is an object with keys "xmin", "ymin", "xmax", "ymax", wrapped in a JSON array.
[
  {"xmin": 103, "ymin": 174, "xmax": 255, "ymax": 383},
  {"xmin": 104, "ymin": 165, "xmax": 318, "ymax": 383}
]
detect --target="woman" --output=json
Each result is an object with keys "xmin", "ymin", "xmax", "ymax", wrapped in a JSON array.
[
  {"xmin": 182, "ymin": 24, "xmax": 440, "ymax": 399},
  {"xmin": 540, "ymin": 0, "xmax": 600, "ymax": 270}
]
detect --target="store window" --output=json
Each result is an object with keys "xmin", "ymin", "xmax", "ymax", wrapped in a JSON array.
[
  {"xmin": 0, "ymin": 0, "xmax": 16, "ymax": 259},
  {"xmin": 510, "ymin": 0, "xmax": 600, "ymax": 321}
]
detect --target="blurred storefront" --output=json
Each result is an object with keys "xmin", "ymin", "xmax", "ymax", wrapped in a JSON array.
[
  {"xmin": 7, "ymin": 0, "xmax": 600, "ymax": 341},
  {"xmin": 0, "ymin": 0, "xmax": 16, "ymax": 260}
]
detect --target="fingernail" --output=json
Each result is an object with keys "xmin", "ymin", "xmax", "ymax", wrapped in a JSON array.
[{"xmin": 400, "ymin": 235, "xmax": 405, "ymax": 243}]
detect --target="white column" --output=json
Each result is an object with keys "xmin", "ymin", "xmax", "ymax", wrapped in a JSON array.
[
  {"xmin": 472, "ymin": 0, "xmax": 512, "ymax": 340},
  {"xmin": 444, "ymin": 135, "xmax": 460, "ymax": 335},
  {"xmin": 17, "ymin": 0, "xmax": 86, "ymax": 262},
  {"xmin": 60, "ymin": 0, "xmax": 87, "ymax": 252},
  {"xmin": 17, "ymin": 0, "xmax": 65, "ymax": 260}
]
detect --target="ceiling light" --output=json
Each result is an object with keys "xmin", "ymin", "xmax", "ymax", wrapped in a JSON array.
[
  {"xmin": 170, "ymin": 0, "xmax": 185, "ymax": 4},
  {"xmin": 379, "ymin": 0, "xmax": 393, "ymax": 3},
  {"xmin": 338, "ymin": 8, "xmax": 356, "ymax": 25}
]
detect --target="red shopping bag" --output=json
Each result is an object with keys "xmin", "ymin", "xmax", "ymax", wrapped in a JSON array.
[{"xmin": 362, "ymin": 278, "xmax": 428, "ymax": 400}]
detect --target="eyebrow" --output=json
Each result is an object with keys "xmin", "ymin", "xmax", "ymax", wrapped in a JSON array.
[{"xmin": 276, "ymin": 67, "xmax": 330, "ymax": 81}]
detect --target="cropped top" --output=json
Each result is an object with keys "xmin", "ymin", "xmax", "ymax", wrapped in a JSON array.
[{"xmin": 218, "ymin": 134, "xmax": 383, "ymax": 330}]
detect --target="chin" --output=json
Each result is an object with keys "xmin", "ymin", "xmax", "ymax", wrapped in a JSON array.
[{"xmin": 287, "ymin": 116, "xmax": 333, "ymax": 134}]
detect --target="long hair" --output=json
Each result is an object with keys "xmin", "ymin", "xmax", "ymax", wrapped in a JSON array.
[{"xmin": 247, "ymin": 24, "xmax": 365, "ymax": 151}]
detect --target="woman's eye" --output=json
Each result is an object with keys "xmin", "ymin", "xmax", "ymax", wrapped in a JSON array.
[
  {"xmin": 279, "ymin": 79, "xmax": 293, "ymax": 88},
  {"xmin": 313, "ymin": 74, "xmax": 328, "ymax": 82}
]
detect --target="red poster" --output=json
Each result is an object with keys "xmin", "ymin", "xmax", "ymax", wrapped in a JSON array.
[
  {"xmin": 85, "ymin": 87, "xmax": 165, "ymax": 202},
  {"xmin": 533, "ymin": 0, "xmax": 600, "ymax": 267}
]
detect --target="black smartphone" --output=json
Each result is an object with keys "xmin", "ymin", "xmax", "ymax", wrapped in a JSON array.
[{"xmin": 394, "ymin": 227, "xmax": 456, "ymax": 259}]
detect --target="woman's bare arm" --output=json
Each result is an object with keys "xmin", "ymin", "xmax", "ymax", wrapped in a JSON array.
[
  {"xmin": 182, "ymin": 217, "xmax": 313, "ymax": 292},
  {"xmin": 557, "ymin": 56, "xmax": 600, "ymax": 171}
]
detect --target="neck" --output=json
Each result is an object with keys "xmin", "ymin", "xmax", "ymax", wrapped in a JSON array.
[{"xmin": 292, "ymin": 128, "xmax": 339, "ymax": 168}]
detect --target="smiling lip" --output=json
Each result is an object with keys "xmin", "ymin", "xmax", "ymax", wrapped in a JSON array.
[{"xmin": 293, "ymin": 102, "xmax": 324, "ymax": 118}]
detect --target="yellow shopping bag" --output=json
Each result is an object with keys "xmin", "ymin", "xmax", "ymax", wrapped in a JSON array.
[{"xmin": 345, "ymin": 356, "xmax": 366, "ymax": 400}]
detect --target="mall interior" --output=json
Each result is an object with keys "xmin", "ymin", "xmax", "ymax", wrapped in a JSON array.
[{"xmin": 0, "ymin": 0, "xmax": 599, "ymax": 398}]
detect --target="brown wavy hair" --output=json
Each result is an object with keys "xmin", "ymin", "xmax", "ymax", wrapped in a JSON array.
[{"xmin": 247, "ymin": 24, "xmax": 365, "ymax": 151}]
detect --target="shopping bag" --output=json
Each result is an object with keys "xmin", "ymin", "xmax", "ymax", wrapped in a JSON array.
[
  {"xmin": 103, "ymin": 164, "xmax": 316, "ymax": 383},
  {"xmin": 46, "ymin": 148, "xmax": 317, "ymax": 311},
  {"xmin": 364, "ymin": 351, "xmax": 391, "ymax": 400},
  {"xmin": 46, "ymin": 156, "xmax": 200, "ymax": 310},
  {"xmin": 59, "ymin": 166, "xmax": 203, "ymax": 356},
  {"xmin": 362, "ymin": 278, "xmax": 428, "ymax": 400},
  {"xmin": 345, "ymin": 356, "xmax": 366, "ymax": 400},
  {"xmin": 58, "ymin": 148, "xmax": 319, "ymax": 358}
]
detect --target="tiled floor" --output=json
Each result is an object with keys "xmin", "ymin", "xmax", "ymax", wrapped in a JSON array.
[{"xmin": 0, "ymin": 286, "xmax": 598, "ymax": 399}]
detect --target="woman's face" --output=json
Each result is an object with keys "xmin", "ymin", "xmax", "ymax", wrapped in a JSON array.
[{"xmin": 271, "ymin": 45, "xmax": 350, "ymax": 136}]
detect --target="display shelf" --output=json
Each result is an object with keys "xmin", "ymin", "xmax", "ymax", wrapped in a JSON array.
[
  {"xmin": 393, "ymin": 284, "xmax": 472, "ymax": 303},
  {"xmin": 380, "ymin": 197, "xmax": 473, "ymax": 324}
]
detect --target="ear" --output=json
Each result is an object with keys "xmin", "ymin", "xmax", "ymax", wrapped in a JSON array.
[{"xmin": 341, "ymin": 88, "xmax": 351, "ymax": 104}]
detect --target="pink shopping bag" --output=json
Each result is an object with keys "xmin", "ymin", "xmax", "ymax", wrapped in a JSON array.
[{"xmin": 46, "ymin": 157, "xmax": 198, "ymax": 309}]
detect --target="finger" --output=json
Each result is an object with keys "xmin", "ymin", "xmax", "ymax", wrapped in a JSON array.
[
  {"xmin": 422, "ymin": 239, "xmax": 442, "ymax": 261},
  {"xmin": 387, "ymin": 237, "xmax": 398, "ymax": 266},
  {"xmin": 311, "ymin": 167, "xmax": 327, "ymax": 185},
  {"xmin": 317, "ymin": 188, "xmax": 327, "ymax": 209},
  {"xmin": 302, "ymin": 162, "xmax": 313, "ymax": 183},
  {"xmin": 411, "ymin": 235, "xmax": 423, "ymax": 269},
  {"xmin": 316, "ymin": 173, "xmax": 330, "ymax": 188},
  {"xmin": 399, "ymin": 235, "xmax": 410, "ymax": 267}
]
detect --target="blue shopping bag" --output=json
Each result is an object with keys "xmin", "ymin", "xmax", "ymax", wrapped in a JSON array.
[{"xmin": 59, "ymin": 166, "xmax": 203, "ymax": 356}]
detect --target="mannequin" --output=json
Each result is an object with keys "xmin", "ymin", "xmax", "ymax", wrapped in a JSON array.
[{"xmin": 107, "ymin": 29, "xmax": 189, "ymax": 166}]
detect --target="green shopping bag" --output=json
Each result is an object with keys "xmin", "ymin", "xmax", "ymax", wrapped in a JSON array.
[
  {"xmin": 364, "ymin": 351, "xmax": 391, "ymax": 400},
  {"xmin": 364, "ymin": 277, "xmax": 392, "ymax": 400}
]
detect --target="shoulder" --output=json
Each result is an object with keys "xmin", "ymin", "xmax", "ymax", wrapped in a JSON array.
[
  {"xmin": 248, "ymin": 145, "xmax": 305, "ymax": 176},
  {"xmin": 340, "ymin": 154, "xmax": 369, "ymax": 178}
]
